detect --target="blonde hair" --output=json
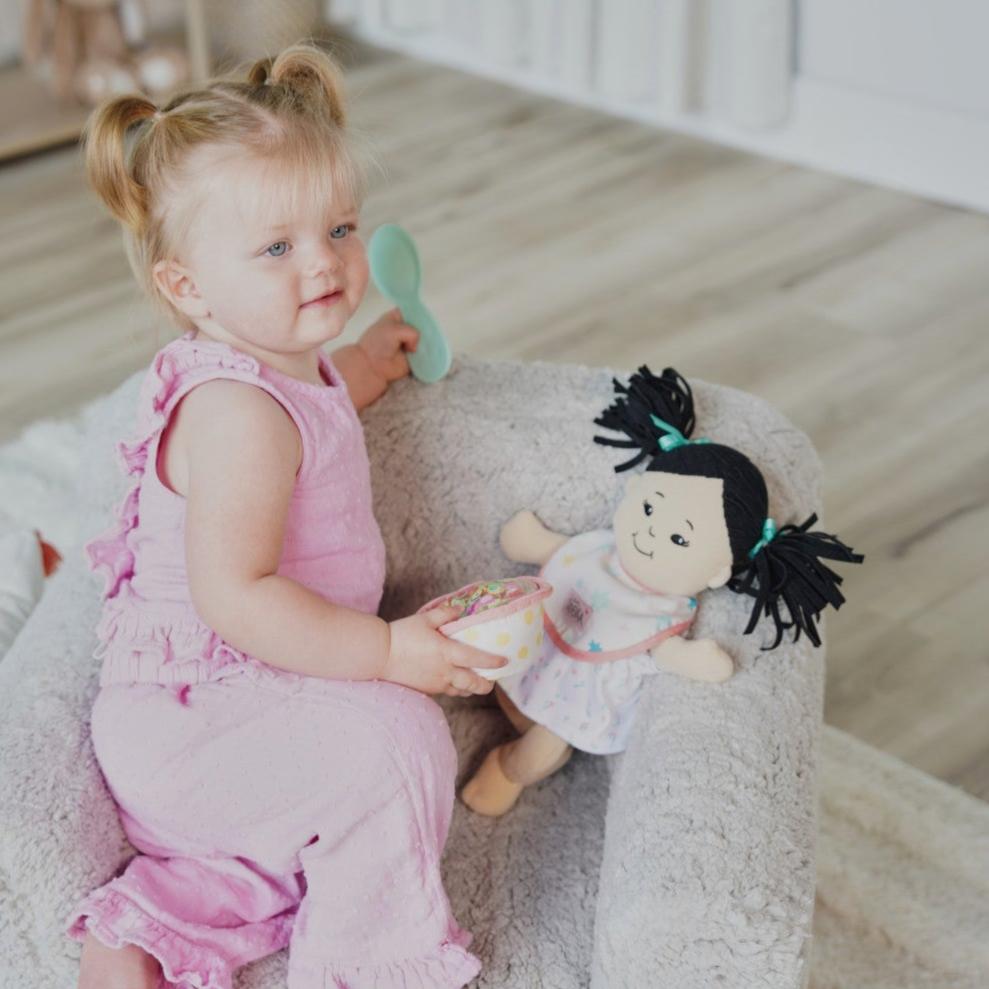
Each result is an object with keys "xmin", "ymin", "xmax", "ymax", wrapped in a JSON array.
[{"xmin": 82, "ymin": 42, "xmax": 372, "ymax": 333}]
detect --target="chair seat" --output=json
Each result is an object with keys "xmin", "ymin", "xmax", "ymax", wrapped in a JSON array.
[{"xmin": 0, "ymin": 356, "xmax": 822, "ymax": 988}]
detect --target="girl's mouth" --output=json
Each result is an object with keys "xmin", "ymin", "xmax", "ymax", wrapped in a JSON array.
[{"xmin": 300, "ymin": 290, "xmax": 343, "ymax": 309}]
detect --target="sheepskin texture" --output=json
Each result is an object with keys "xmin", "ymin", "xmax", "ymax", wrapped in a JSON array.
[{"xmin": 0, "ymin": 356, "xmax": 826, "ymax": 988}]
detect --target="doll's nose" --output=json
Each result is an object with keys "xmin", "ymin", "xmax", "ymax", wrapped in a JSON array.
[{"xmin": 648, "ymin": 525, "xmax": 655, "ymax": 538}]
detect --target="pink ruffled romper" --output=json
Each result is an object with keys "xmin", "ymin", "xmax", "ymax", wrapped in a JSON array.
[{"xmin": 67, "ymin": 332, "xmax": 481, "ymax": 989}]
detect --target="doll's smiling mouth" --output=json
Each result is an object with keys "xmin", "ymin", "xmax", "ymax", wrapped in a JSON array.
[{"xmin": 631, "ymin": 532, "xmax": 654, "ymax": 558}]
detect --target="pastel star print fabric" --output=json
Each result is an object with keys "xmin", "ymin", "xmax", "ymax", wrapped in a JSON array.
[{"xmin": 499, "ymin": 530, "xmax": 696, "ymax": 754}]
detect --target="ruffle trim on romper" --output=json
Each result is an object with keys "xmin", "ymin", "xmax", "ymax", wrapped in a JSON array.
[
  {"xmin": 86, "ymin": 338, "xmax": 262, "ymax": 683},
  {"xmin": 92, "ymin": 584, "xmax": 250, "ymax": 685},
  {"xmin": 87, "ymin": 337, "xmax": 259, "ymax": 602},
  {"xmin": 290, "ymin": 923, "xmax": 481, "ymax": 989},
  {"xmin": 68, "ymin": 885, "xmax": 294, "ymax": 989}
]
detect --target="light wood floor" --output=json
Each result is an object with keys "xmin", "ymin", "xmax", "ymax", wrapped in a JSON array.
[{"xmin": 2, "ymin": 38, "xmax": 988, "ymax": 799}]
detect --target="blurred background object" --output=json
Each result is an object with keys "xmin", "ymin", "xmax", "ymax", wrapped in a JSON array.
[
  {"xmin": 2, "ymin": 0, "xmax": 197, "ymax": 159},
  {"xmin": 209, "ymin": 0, "xmax": 321, "ymax": 64},
  {"xmin": 1, "ymin": 0, "xmax": 333, "ymax": 160},
  {"xmin": 20, "ymin": 0, "xmax": 190, "ymax": 105},
  {"xmin": 326, "ymin": 0, "xmax": 989, "ymax": 212}
]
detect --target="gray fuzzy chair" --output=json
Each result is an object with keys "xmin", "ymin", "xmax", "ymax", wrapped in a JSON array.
[{"xmin": 0, "ymin": 357, "xmax": 822, "ymax": 988}]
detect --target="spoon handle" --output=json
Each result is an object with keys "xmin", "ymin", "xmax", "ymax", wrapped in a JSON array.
[{"xmin": 399, "ymin": 296, "xmax": 452, "ymax": 383}]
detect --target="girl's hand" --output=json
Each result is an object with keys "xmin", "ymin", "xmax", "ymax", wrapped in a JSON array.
[
  {"xmin": 358, "ymin": 307, "xmax": 419, "ymax": 384},
  {"xmin": 332, "ymin": 309, "xmax": 419, "ymax": 410},
  {"xmin": 383, "ymin": 606, "xmax": 507, "ymax": 697}
]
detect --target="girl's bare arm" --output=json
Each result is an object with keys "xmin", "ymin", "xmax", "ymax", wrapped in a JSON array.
[{"xmin": 176, "ymin": 379, "xmax": 391, "ymax": 679}]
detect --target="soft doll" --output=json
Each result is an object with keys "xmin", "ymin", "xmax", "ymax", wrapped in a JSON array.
[{"xmin": 462, "ymin": 366, "xmax": 862, "ymax": 817}]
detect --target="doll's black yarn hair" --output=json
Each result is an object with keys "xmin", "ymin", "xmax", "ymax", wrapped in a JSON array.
[{"xmin": 594, "ymin": 366, "xmax": 863, "ymax": 650}]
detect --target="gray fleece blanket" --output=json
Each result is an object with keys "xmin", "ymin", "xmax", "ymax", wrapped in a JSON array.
[{"xmin": 0, "ymin": 356, "xmax": 823, "ymax": 988}]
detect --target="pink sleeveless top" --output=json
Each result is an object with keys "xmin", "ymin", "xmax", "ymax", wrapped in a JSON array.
[{"xmin": 86, "ymin": 332, "xmax": 387, "ymax": 687}]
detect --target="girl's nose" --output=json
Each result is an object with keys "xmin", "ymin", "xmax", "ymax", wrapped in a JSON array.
[{"xmin": 305, "ymin": 243, "xmax": 343, "ymax": 278}]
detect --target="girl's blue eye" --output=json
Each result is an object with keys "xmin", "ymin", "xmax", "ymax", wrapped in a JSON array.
[
  {"xmin": 670, "ymin": 533, "xmax": 690, "ymax": 548},
  {"xmin": 266, "ymin": 241, "xmax": 288, "ymax": 257},
  {"xmin": 330, "ymin": 224, "xmax": 352, "ymax": 239},
  {"xmin": 643, "ymin": 500, "xmax": 653, "ymax": 517}
]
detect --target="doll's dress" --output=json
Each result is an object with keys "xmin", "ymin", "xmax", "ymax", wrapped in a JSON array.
[{"xmin": 498, "ymin": 529, "xmax": 696, "ymax": 754}]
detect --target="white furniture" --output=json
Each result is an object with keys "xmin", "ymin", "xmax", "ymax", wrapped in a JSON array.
[{"xmin": 327, "ymin": 0, "xmax": 989, "ymax": 212}]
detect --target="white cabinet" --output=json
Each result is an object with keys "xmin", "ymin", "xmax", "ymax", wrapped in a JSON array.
[{"xmin": 800, "ymin": 0, "xmax": 989, "ymax": 119}]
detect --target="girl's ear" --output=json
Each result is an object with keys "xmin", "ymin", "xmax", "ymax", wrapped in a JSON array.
[
  {"xmin": 152, "ymin": 259, "xmax": 209, "ymax": 319},
  {"xmin": 707, "ymin": 563, "xmax": 732, "ymax": 589}
]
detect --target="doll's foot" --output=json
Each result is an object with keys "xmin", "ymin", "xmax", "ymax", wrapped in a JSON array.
[
  {"xmin": 461, "ymin": 746, "xmax": 523, "ymax": 817},
  {"xmin": 78, "ymin": 932, "xmax": 162, "ymax": 989},
  {"xmin": 654, "ymin": 637, "xmax": 734, "ymax": 683}
]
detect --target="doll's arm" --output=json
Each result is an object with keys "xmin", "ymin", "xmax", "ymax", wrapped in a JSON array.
[
  {"xmin": 499, "ymin": 510, "xmax": 569, "ymax": 566},
  {"xmin": 651, "ymin": 635, "xmax": 734, "ymax": 683}
]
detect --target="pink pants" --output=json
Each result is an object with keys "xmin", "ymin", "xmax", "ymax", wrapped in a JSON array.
[{"xmin": 67, "ymin": 666, "xmax": 481, "ymax": 989}]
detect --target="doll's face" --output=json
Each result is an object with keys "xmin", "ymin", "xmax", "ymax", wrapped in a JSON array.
[{"xmin": 612, "ymin": 471, "xmax": 733, "ymax": 597}]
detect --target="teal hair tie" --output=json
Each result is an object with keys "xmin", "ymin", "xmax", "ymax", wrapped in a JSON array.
[
  {"xmin": 650, "ymin": 414, "xmax": 712, "ymax": 453},
  {"xmin": 748, "ymin": 517, "xmax": 778, "ymax": 559}
]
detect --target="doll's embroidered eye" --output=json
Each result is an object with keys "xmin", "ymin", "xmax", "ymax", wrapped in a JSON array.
[
  {"xmin": 670, "ymin": 533, "xmax": 690, "ymax": 547},
  {"xmin": 643, "ymin": 500, "xmax": 653, "ymax": 516}
]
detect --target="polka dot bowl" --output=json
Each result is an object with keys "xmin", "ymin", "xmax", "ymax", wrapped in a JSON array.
[{"xmin": 417, "ymin": 576, "xmax": 553, "ymax": 680}]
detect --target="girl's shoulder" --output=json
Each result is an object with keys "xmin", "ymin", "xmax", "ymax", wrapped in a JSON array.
[
  {"xmin": 170, "ymin": 374, "xmax": 300, "ymax": 440},
  {"xmin": 136, "ymin": 332, "xmax": 360, "ymax": 489},
  {"xmin": 147, "ymin": 334, "xmax": 302, "ymax": 488},
  {"xmin": 145, "ymin": 332, "xmax": 348, "ymax": 409},
  {"xmin": 163, "ymin": 375, "xmax": 302, "ymax": 499},
  {"xmin": 148, "ymin": 331, "xmax": 263, "ymax": 394},
  {"xmin": 139, "ymin": 332, "xmax": 301, "ymax": 426}
]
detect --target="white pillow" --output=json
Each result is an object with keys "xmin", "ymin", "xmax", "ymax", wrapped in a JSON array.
[{"xmin": 0, "ymin": 519, "xmax": 46, "ymax": 659}]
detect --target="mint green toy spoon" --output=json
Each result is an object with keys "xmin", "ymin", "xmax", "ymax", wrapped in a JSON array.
[{"xmin": 368, "ymin": 224, "xmax": 452, "ymax": 383}]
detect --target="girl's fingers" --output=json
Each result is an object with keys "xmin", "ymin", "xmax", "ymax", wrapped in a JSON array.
[
  {"xmin": 392, "ymin": 323, "xmax": 419, "ymax": 351},
  {"xmin": 395, "ymin": 325, "xmax": 419, "ymax": 351},
  {"xmin": 448, "ymin": 642, "xmax": 507, "ymax": 671},
  {"xmin": 450, "ymin": 669, "xmax": 494, "ymax": 694},
  {"xmin": 422, "ymin": 605, "xmax": 461, "ymax": 630}
]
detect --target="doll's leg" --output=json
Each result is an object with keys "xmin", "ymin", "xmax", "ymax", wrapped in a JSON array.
[
  {"xmin": 461, "ymin": 723, "xmax": 572, "ymax": 817},
  {"xmin": 494, "ymin": 682, "xmax": 536, "ymax": 733},
  {"xmin": 500, "ymin": 724, "xmax": 573, "ymax": 783}
]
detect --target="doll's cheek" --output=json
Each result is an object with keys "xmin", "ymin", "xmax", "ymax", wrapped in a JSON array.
[{"xmin": 613, "ymin": 494, "xmax": 647, "ymax": 533}]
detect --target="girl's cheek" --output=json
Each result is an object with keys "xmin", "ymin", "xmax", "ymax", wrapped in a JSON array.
[
  {"xmin": 349, "ymin": 255, "xmax": 369, "ymax": 298},
  {"xmin": 350, "ymin": 244, "xmax": 368, "ymax": 276}
]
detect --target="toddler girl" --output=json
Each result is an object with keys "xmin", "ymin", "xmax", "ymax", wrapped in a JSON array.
[{"xmin": 67, "ymin": 42, "xmax": 504, "ymax": 989}]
